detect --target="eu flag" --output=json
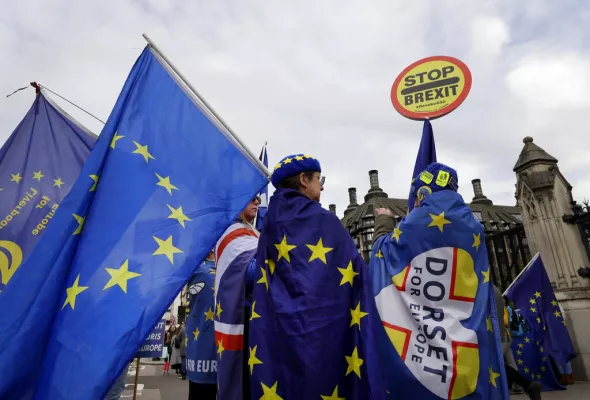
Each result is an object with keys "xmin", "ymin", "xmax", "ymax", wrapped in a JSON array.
[
  {"xmin": 408, "ymin": 120, "xmax": 436, "ymax": 212},
  {"xmin": 249, "ymin": 188, "xmax": 386, "ymax": 399},
  {"xmin": 0, "ymin": 93, "xmax": 95, "ymax": 291},
  {"xmin": 510, "ymin": 330, "xmax": 563, "ymax": 391},
  {"xmin": 371, "ymin": 190, "xmax": 509, "ymax": 399},
  {"xmin": 255, "ymin": 143, "xmax": 268, "ymax": 232},
  {"xmin": 0, "ymin": 45, "xmax": 268, "ymax": 400},
  {"xmin": 505, "ymin": 255, "xmax": 576, "ymax": 378}
]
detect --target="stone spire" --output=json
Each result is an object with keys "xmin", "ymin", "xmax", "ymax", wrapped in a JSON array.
[
  {"xmin": 470, "ymin": 179, "xmax": 493, "ymax": 205},
  {"xmin": 513, "ymin": 136, "xmax": 558, "ymax": 173},
  {"xmin": 364, "ymin": 170, "xmax": 388, "ymax": 202}
]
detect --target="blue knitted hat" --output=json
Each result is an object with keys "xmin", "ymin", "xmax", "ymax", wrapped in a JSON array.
[{"xmin": 270, "ymin": 154, "xmax": 321, "ymax": 188}]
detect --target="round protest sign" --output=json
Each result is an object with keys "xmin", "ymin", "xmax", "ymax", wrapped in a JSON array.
[{"xmin": 390, "ymin": 56, "xmax": 472, "ymax": 120}]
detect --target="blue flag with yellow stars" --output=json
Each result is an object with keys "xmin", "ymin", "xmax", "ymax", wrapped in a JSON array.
[
  {"xmin": 510, "ymin": 327, "xmax": 563, "ymax": 391},
  {"xmin": 408, "ymin": 120, "xmax": 436, "ymax": 212},
  {"xmin": 370, "ymin": 190, "xmax": 509, "ymax": 399},
  {"xmin": 186, "ymin": 259, "xmax": 217, "ymax": 384},
  {"xmin": 249, "ymin": 188, "xmax": 386, "ymax": 400},
  {"xmin": 0, "ymin": 93, "xmax": 95, "ymax": 291},
  {"xmin": 0, "ymin": 45, "xmax": 268, "ymax": 400},
  {"xmin": 506, "ymin": 254, "xmax": 576, "ymax": 371}
]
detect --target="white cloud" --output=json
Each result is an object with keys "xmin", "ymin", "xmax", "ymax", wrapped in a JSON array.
[
  {"xmin": 507, "ymin": 54, "xmax": 590, "ymax": 109},
  {"xmin": 1, "ymin": 0, "xmax": 589, "ymax": 217}
]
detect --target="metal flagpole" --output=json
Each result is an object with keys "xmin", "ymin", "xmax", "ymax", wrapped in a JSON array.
[
  {"xmin": 502, "ymin": 252, "xmax": 539, "ymax": 296},
  {"xmin": 132, "ymin": 358, "xmax": 141, "ymax": 400},
  {"xmin": 141, "ymin": 33, "xmax": 271, "ymax": 179}
]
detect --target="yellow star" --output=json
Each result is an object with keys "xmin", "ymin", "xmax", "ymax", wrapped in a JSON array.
[
  {"xmin": 89, "ymin": 175, "xmax": 99, "ymax": 191},
  {"xmin": 536, "ymin": 317, "xmax": 541, "ymax": 323},
  {"xmin": 248, "ymin": 345, "xmax": 263, "ymax": 374},
  {"xmin": 542, "ymin": 357, "xmax": 547, "ymax": 363},
  {"xmin": 481, "ymin": 267, "xmax": 490, "ymax": 283},
  {"xmin": 321, "ymin": 386, "xmax": 345, "ymax": 400},
  {"xmin": 152, "ymin": 235, "xmax": 183, "ymax": 264},
  {"xmin": 534, "ymin": 291, "xmax": 542, "ymax": 298},
  {"xmin": 536, "ymin": 340, "xmax": 540, "ymax": 346},
  {"xmin": 103, "ymin": 259, "xmax": 141, "ymax": 293},
  {"xmin": 167, "ymin": 205, "xmax": 191, "ymax": 228},
  {"xmin": 524, "ymin": 337, "xmax": 530, "ymax": 343},
  {"xmin": 260, "ymin": 381, "xmax": 282, "ymax": 400},
  {"xmin": 257, "ymin": 267, "xmax": 269, "ymax": 291},
  {"xmin": 204, "ymin": 307, "xmax": 214, "ymax": 321},
  {"xmin": 472, "ymin": 233, "xmax": 481, "ymax": 251},
  {"xmin": 562, "ymin": 320, "xmax": 567, "ymax": 326},
  {"xmin": 350, "ymin": 301, "xmax": 369, "ymax": 329},
  {"xmin": 551, "ymin": 299, "xmax": 558, "ymax": 307},
  {"xmin": 110, "ymin": 132, "xmax": 124, "ymax": 149},
  {"xmin": 306, "ymin": 238, "xmax": 333, "ymax": 264},
  {"xmin": 294, "ymin": 155, "xmax": 304, "ymax": 161},
  {"xmin": 338, "ymin": 261, "xmax": 359, "ymax": 287},
  {"xmin": 489, "ymin": 366, "xmax": 500, "ymax": 388},
  {"xmin": 132, "ymin": 141, "xmax": 155, "ymax": 163},
  {"xmin": 517, "ymin": 350, "xmax": 522, "ymax": 355},
  {"xmin": 53, "ymin": 178, "xmax": 64, "ymax": 188},
  {"xmin": 274, "ymin": 162, "xmax": 282, "ymax": 170},
  {"xmin": 541, "ymin": 366, "xmax": 546, "ymax": 372},
  {"xmin": 540, "ymin": 346, "xmax": 544, "ymax": 353},
  {"xmin": 530, "ymin": 307, "xmax": 537, "ymax": 313},
  {"xmin": 275, "ymin": 235, "xmax": 296, "ymax": 262},
  {"xmin": 529, "ymin": 298, "xmax": 536, "ymax": 305},
  {"xmin": 486, "ymin": 316, "xmax": 493, "ymax": 332},
  {"xmin": 192, "ymin": 327, "xmax": 200, "ymax": 341},
  {"xmin": 537, "ymin": 374, "xmax": 542, "ymax": 380},
  {"xmin": 10, "ymin": 173, "xmax": 22, "ymax": 183},
  {"xmin": 345, "ymin": 347, "xmax": 364, "ymax": 378},
  {"xmin": 517, "ymin": 358, "xmax": 523, "ymax": 365},
  {"xmin": 554, "ymin": 311, "xmax": 561, "ymax": 318},
  {"xmin": 216, "ymin": 302, "xmax": 223, "ymax": 319},
  {"xmin": 282, "ymin": 157, "xmax": 293, "ymax": 164},
  {"xmin": 250, "ymin": 301, "xmax": 261, "ymax": 320},
  {"xmin": 265, "ymin": 259, "xmax": 276, "ymax": 275},
  {"xmin": 524, "ymin": 367, "xmax": 529, "ymax": 374},
  {"xmin": 375, "ymin": 250, "xmax": 384, "ymax": 259},
  {"xmin": 155, "ymin": 173, "xmax": 178, "ymax": 195},
  {"xmin": 217, "ymin": 339, "xmax": 225, "ymax": 359},
  {"xmin": 73, "ymin": 214, "xmax": 85, "ymax": 235},
  {"xmin": 33, "ymin": 170, "xmax": 44, "ymax": 181},
  {"xmin": 518, "ymin": 343, "xmax": 524, "ymax": 348},
  {"xmin": 391, "ymin": 227, "xmax": 403, "ymax": 242},
  {"xmin": 428, "ymin": 212, "xmax": 451, "ymax": 232},
  {"xmin": 61, "ymin": 274, "xmax": 88, "ymax": 310}
]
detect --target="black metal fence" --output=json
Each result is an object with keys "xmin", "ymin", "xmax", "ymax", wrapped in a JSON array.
[
  {"xmin": 485, "ymin": 224, "xmax": 532, "ymax": 292},
  {"xmin": 563, "ymin": 201, "xmax": 590, "ymax": 263}
]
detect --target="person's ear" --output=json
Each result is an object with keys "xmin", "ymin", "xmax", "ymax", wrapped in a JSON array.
[{"xmin": 299, "ymin": 172, "xmax": 308, "ymax": 189}]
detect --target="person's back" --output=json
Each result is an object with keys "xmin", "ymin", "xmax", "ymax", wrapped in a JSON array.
[{"xmin": 248, "ymin": 154, "xmax": 385, "ymax": 399}]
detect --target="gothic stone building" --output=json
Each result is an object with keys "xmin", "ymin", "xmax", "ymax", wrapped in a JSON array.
[{"xmin": 334, "ymin": 137, "xmax": 590, "ymax": 380}]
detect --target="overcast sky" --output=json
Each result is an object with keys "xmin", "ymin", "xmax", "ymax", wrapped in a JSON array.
[{"xmin": 1, "ymin": 0, "xmax": 589, "ymax": 216}]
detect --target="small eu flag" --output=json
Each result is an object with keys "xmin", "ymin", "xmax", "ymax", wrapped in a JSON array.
[
  {"xmin": 0, "ymin": 45, "xmax": 268, "ymax": 400},
  {"xmin": 0, "ymin": 93, "xmax": 96, "ymax": 291},
  {"xmin": 255, "ymin": 143, "xmax": 268, "ymax": 232},
  {"xmin": 371, "ymin": 190, "xmax": 509, "ymax": 399},
  {"xmin": 506, "ymin": 254, "xmax": 576, "ymax": 376},
  {"xmin": 408, "ymin": 120, "xmax": 436, "ymax": 212}
]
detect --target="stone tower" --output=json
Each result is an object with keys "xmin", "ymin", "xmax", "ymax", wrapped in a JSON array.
[{"xmin": 514, "ymin": 136, "xmax": 590, "ymax": 380}]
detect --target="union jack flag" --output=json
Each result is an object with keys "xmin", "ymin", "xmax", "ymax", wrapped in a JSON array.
[{"xmin": 215, "ymin": 222, "xmax": 258, "ymax": 400}]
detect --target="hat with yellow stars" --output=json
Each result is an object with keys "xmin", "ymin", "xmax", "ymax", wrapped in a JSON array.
[
  {"xmin": 270, "ymin": 154, "xmax": 321, "ymax": 187},
  {"xmin": 410, "ymin": 162, "xmax": 458, "ymax": 203}
]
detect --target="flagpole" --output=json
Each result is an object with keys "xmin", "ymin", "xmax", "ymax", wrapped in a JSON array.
[
  {"xmin": 503, "ymin": 252, "xmax": 540, "ymax": 296},
  {"xmin": 142, "ymin": 33, "xmax": 271, "ymax": 179}
]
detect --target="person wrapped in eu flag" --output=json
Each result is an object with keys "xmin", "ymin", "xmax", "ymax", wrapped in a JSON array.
[
  {"xmin": 248, "ymin": 154, "xmax": 386, "ymax": 399},
  {"xmin": 370, "ymin": 162, "xmax": 509, "ymax": 399}
]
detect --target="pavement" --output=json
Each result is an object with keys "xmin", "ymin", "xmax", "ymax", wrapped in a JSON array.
[{"xmin": 124, "ymin": 360, "xmax": 590, "ymax": 399}]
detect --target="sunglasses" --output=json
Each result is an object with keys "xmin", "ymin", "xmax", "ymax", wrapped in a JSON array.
[{"xmin": 319, "ymin": 176, "xmax": 325, "ymax": 186}]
